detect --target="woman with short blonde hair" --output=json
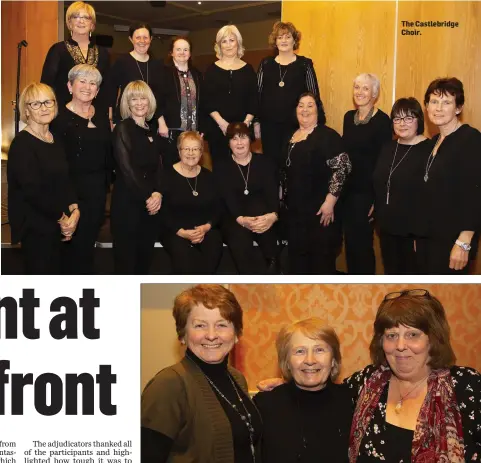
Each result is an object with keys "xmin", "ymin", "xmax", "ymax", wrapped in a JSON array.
[
  {"xmin": 41, "ymin": 1, "xmax": 110, "ymax": 113},
  {"xmin": 203, "ymin": 24, "xmax": 257, "ymax": 165},
  {"xmin": 111, "ymin": 80, "xmax": 162, "ymax": 274}
]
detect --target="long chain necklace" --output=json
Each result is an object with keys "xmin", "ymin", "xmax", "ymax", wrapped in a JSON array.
[
  {"xmin": 204, "ymin": 373, "xmax": 256, "ymax": 463},
  {"xmin": 394, "ymin": 375, "xmax": 428, "ymax": 414},
  {"xmin": 135, "ymin": 58, "xmax": 149, "ymax": 84},
  {"xmin": 278, "ymin": 63, "xmax": 288, "ymax": 87},
  {"xmin": 386, "ymin": 141, "xmax": 414, "ymax": 205},
  {"xmin": 181, "ymin": 164, "xmax": 199, "ymax": 196},
  {"xmin": 26, "ymin": 125, "xmax": 53, "ymax": 143},
  {"xmin": 70, "ymin": 103, "xmax": 94, "ymax": 123},
  {"xmin": 286, "ymin": 125, "xmax": 317, "ymax": 167},
  {"xmin": 233, "ymin": 153, "xmax": 252, "ymax": 195},
  {"xmin": 354, "ymin": 105, "xmax": 374, "ymax": 125}
]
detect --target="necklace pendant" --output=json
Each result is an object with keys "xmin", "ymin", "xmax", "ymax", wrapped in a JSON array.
[
  {"xmin": 244, "ymin": 189, "xmax": 249, "ymax": 195},
  {"xmin": 395, "ymin": 401, "xmax": 402, "ymax": 414},
  {"xmin": 278, "ymin": 81, "xmax": 285, "ymax": 87},
  {"xmin": 192, "ymin": 190, "xmax": 199, "ymax": 197},
  {"xmin": 424, "ymin": 174, "xmax": 429, "ymax": 182}
]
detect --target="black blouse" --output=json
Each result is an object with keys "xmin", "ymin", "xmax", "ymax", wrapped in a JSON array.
[
  {"xmin": 344, "ymin": 365, "xmax": 481, "ymax": 462},
  {"xmin": 283, "ymin": 125, "xmax": 351, "ymax": 217},
  {"xmin": 254, "ymin": 380, "xmax": 352, "ymax": 463},
  {"xmin": 41, "ymin": 38, "xmax": 110, "ymax": 112},
  {"xmin": 159, "ymin": 166, "xmax": 221, "ymax": 232},
  {"xmin": 203, "ymin": 63, "xmax": 258, "ymax": 123},
  {"xmin": 7, "ymin": 131, "xmax": 76, "ymax": 243},
  {"xmin": 50, "ymin": 106, "xmax": 112, "ymax": 199},
  {"xmin": 257, "ymin": 55, "xmax": 320, "ymax": 124},
  {"xmin": 105, "ymin": 53, "xmax": 165, "ymax": 124},
  {"xmin": 415, "ymin": 124, "xmax": 481, "ymax": 238},
  {"xmin": 342, "ymin": 110, "xmax": 392, "ymax": 194},
  {"xmin": 214, "ymin": 153, "xmax": 278, "ymax": 219},
  {"xmin": 373, "ymin": 139, "xmax": 432, "ymax": 236},
  {"xmin": 112, "ymin": 118, "xmax": 162, "ymax": 202}
]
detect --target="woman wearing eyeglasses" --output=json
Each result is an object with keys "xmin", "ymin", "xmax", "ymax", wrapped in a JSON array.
[
  {"xmin": 7, "ymin": 83, "xmax": 79, "ymax": 274},
  {"xmin": 372, "ymin": 98, "xmax": 430, "ymax": 274},
  {"xmin": 41, "ymin": 2, "xmax": 110, "ymax": 114},
  {"xmin": 159, "ymin": 131, "xmax": 222, "ymax": 274}
]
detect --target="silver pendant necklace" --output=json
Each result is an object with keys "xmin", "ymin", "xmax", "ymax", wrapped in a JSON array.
[
  {"xmin": 182, "ymin": 165, "xmax": 199, "ymax": 196},
  {"xmin": 233, "ymin": 153, "xmax": 252, "ymax": 195},
  {"xmin": 424, "ymin": 136, "xmax": 443, "ymax": 182},
  {"xmin": 285, "ymin": 142, "xmax": 295, "ymax": 167},
  {"xmin": 70, "ymin": 103, "xmax": 93, "ymax": 124},
  {"xmin": 394, "ymin": 375, "xmax": 428, "ymax": 414},
  {"xmin": 135, "ymin": 58, "xmax": 149, "ymax": 84},
  {"xmin": 386, "ymin": 141, "xmax": 414, "ymax": 205},
  {"xmin": 278, "ymin": 63, "xmax": 288, "ymax": 87}
]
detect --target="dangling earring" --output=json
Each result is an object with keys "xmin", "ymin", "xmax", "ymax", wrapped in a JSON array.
[{"xmin": 89, "ymin": 31, "xmax": 92, "ymax": 38}]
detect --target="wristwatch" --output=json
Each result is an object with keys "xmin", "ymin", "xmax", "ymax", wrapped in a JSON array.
[{"xmin": 455, "ymin": 240, "xmax": 471, "ymax": 252}]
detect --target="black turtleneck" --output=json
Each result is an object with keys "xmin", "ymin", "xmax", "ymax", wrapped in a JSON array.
[
  {"xmin": 254, "ymin": 379, "xmax": 352, "ymax": 463},
  {"xmin": 184, "ymin": 349, "xmax": 262, "ymax": 463}
]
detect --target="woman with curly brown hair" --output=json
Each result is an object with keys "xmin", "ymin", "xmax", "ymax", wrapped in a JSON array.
[{"xmin": 256, "ymin": 21, "xmax": 320, "ymax": 169}]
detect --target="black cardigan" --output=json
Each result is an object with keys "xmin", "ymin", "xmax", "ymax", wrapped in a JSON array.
[{"xmin": 158, "ymin": 64, "xmax": 203, "ymax": 131}]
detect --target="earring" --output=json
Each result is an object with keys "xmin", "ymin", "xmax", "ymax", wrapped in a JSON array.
[
  {"xmin": 180, "ymin": 339, "xmax": 185, "ymax": 345},
  {"xmin": 89, "ymin": 31, "xmax": 92, "ymax": 38}
]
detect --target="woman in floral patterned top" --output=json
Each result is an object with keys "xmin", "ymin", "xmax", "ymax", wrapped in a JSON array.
[{"xmin": 345, "ymin": 289, "xmax": 481, "ymax": 462}]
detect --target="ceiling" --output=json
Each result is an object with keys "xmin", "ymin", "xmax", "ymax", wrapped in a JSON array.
[{"xmin": 83, "ymin": 1, "xmax": 281, "ymax": 33}]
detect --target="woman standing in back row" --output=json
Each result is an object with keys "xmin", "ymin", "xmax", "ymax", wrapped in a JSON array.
[{"xmin": 256, "ymin": 21, "xmax": 320, "ymax": 170}]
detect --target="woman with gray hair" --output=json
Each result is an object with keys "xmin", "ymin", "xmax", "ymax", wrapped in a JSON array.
[
  {"xmin": 203, "ymin": 24, "xmax": 258, "ymax": 165},
  {"xmin": 341, "ymin": 73, "xmax": 392, "ymax": 274},
  {"xmin": 50, "ymin": 64, "xmax": 112, "ymax": 274},
  {"xmin": 254, "ymin": 317, "xmax": 352, "ymax": 463}
]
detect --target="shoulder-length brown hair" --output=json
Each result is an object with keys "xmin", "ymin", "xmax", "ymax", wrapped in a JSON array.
[
  {"xmin": 370, "ymin": 292, "xmax": 456, "ymax": 369},
  {"xmin": 268, "ymin": 21, "xmax": 301, "ymax": 52}
]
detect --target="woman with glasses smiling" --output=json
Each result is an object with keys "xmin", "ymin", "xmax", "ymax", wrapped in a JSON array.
[
  {"xmin": 7, "ymin": 83, "xmax": 79, "ymax": 274},
  {"xmin": 159, "ymin": 131, "xmax": 223, "ymax": 274},
  {"xmin": 41, "ymin": 1, "xmax": 110, "ymax": 114},
  {"xmin": 372, "ymin": 97, "xmax": 430, "ymax": 274}
]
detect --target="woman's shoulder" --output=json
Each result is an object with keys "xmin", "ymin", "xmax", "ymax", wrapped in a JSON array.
[
  {"xmin": 343, "ymin": 109, "xmax": 356, "ymax": 120},
  {"xmin": 343, "ymin": 364, "xmax": 379, "ymax": 389},
  {"xmin": 373, "ymin": 108, "xmax": 391, "ymax": 123},
  {"xmin": 8, "ymin": 130, "xmax": 33, "ymax": 153},
  {"xmin": 457, "ymin": 124, "xmax": 481, "ymax": 142},
  {"xmin": 253, "ymin": 382, "xmax": 291, "ymax": 408},
  {"xmin": 450, "ymin": 365, "xmax": 481, "ymax": 387},
  {"xmin": 295, "ymin": 55, "xmax": 313, "ymax": 66}
]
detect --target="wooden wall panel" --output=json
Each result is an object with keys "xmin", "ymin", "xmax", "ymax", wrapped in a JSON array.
[
  {"xmin": 282, "ymin": 1, "xmax": 396, "ymax": 134},
  {"xmin": 231, "ymin": 284, "xmax": 481, "ymax": 390}
]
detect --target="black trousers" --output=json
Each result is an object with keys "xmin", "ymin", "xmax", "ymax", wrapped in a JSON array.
[
  {"xmin": 206, "ymin": 125, "xmax": 230, "ymax": 167},
  {"xmin": 379, "ymin": 231, "xmax": 416, "ymax": 275},
  {"xmin": 222, "ymin": 219, "xmax": 278, "ymax": 274},
  {"xmin": 162, "ymin": 229, "xmax": 223, "ymax": 274},
  {"xmin": 287, "ymin": 215, "xmax": 341, "ymax": 274},
  {"xmin": 21, "ymin": 229, "xmax": 62, "ymax": 275},
  {"xmin": 341, "ymin": 192, "xmax": 376, "ymax": 275},
  {"xmin": 62, "ymin": 195, "xmax": 106, "ymax": 274},
  {"xmin": 415, "ymin": 235, "xmax": 476, "ymax": 275},
  {"xmin": 260, "ymin": 120, "xmax": 293, "ymax": 171}
]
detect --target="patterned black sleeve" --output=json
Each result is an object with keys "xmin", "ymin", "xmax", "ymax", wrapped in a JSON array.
[
  {"xmin": 451, "ymin": 366, "xmax": 481, "ymax": 461},
  {"xmin": 327, "ymin": 152, "xmax": 352, "ymax": 197},
  {"xmin": 342, "ymin": 364, "xmax": 377, "ymax": 407}
]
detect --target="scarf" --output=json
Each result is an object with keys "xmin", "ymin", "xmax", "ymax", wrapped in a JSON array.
[{"xmin": 349, "ymin": 365, "xmax": 465, "ymax": 462}]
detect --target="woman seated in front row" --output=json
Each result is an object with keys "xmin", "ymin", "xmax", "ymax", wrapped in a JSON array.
[
  {"xmin": 159, "ymin": 131, "xmax": 223, "ymax": 274},
  {"xmin": 254, "ymin": 317, "xmax": 352, "ymax": 463},
  {"xmin": 214, "ymin": 122, "xmax": 279, "ymax": 274}
]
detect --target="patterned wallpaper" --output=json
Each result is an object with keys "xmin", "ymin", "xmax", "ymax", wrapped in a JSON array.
[{"xmin": 230, "ymin": 284, "xmax": 481, "ymax": 390}]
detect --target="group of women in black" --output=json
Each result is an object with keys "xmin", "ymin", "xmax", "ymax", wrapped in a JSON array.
[{"xmin": 7, "ymin": 0, "xmax": 481, "ymax": 274}]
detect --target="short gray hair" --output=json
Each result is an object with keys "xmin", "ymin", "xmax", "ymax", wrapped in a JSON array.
[
  {"xmin": 68, "ymin": 64, "xmax": 102, "ymax": 86},
  {"xmin": 214, "ymin": 25, "xmax": 245, "ymax": 59},
  {"xmin": 354, "ymin": 73, "xmax": 380, "ymax": 99}
]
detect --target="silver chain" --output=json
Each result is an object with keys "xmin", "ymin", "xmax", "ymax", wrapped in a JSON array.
[{"xmin": 386, "ymin": 141, "xmax": 414, "ymax": 205}]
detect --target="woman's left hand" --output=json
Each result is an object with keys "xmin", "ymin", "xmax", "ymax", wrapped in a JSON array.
[
  {"xmin": 251, "ymin": 213, "xmax": 277, "ymax": 234},
  {"xmin": 449, "ymin": 243, "xmax": 469, "ymax": 271},
  {"xmin": 317, "ymin": 195, "xmax": 336, "ymax": 227},
  {"xmin": 146, "ymin": 192, "xmax": 162, "ymax": 215},
  {"xmin": 191, "ymin": 223, "xmax": 211, "ymax": 244}
]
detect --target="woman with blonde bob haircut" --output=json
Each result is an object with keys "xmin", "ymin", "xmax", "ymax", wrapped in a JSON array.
[
  {"xmin": 41, "ymin": 1, "xmax": 110, "ymax": 112},
  {"xmin": 254, "ymin": 317, "xmax": 352, "ymax": 463},
  {"xmin": 8, "ymin": 82, "xmax": 79, "ymax": 274},
  {"xmin": 204, "ymin": 24, "xmax": 257, "ymax": 164},
  {"xmin": 111, "ymin": 80, "xmax": 162, "ymax": 274},
  {"xmin": 159, "ymin": 131, "xmax": 223, "ymax": 274}
]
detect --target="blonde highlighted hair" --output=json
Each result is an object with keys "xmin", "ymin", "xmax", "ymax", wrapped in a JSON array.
[
  {"xmin": 19, "ymin": 82, "xmax": 58, "ymax": 124},
  {"xmin": 214, "ymin": 25, "xmax": 244, "ymax": 59},
  {"xmin": 177, "ymin": 131, "xmax": 204, "ymax": 151},
  {"xmin": 276, "ymin": 317, "xmax": 341, "ymax": 382},
  {"xmin": 66, "ymin": 1, "xmax": 96, "ymax": 28},
  {"xmin": 120, "ymin": 80, "xmax": 156, "ymax": 121}
]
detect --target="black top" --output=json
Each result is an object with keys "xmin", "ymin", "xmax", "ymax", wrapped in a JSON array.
[
  {"xmin": 50, "ymin": 106, "xmax": 113, "ymax": 199},
  {"xmin": 203, "ymin": 63, "xmax": 258, "ymax": 123},
  {"xmin": 7, "ymin": 131, "xmax": 76, "ymax": 243},
  {"xmin": 254, "ymin": 380, "xmax": 352, "ymax": 463},
  {"xmin": 105, "ymin": 53, "xmax": 165, "ymax": 124},
  {"xmin": 257, "ymin": 55, "xmax": 320, "ymax": 124},
  {"xmin": 158, "ymin": 64, "xmax": 203, "ymax": 131},
  {"xmin": 159, "ymin": 166, "xmax": 221, "ymax": 232},
  {"xmin": 373, "ymin": 139, "xmax": 432, "ymax": 236},
  {"xmin": 214, "ymin": 153, "xmax": 278, "ymax": 219},
  {"xmin": 345, "ymin": 365, "xmax": 481, "ymax": 462},
  {"xmin": 283, "ymin": 125, "xmax": 350, "ymax": 217},
  {"xmin": 415, "ymin": 124, "xmax": 481, "ymax": 238},
  {"xmin": 112, "ymin": 118, "xmax": 162, "ymax": 202},
  {"xmin": 342, "ymin": 110, "xmax": 392, "ymax": 194},
  {"xmin": 41, "ymin": 38, "xmax": 110, "ymax": 113}
]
